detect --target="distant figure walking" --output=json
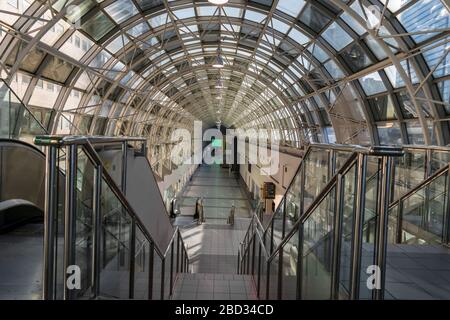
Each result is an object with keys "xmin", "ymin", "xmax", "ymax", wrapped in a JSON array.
[{"xmin": 227, "ymin": 205, "xmax": 235, "ymax": 226}]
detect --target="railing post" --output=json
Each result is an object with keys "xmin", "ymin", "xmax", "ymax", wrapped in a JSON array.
[
  {"xmin": 148, "ymin": 241, "xmax": 154, "ymax": 300},
  {"xmin": 92, "ymin": 164, "xmax": 102, "ymax": 299},
  {"xmin": 129, "ymin": 218, "xmax": 136, "ymax": 299},
  {"xmin": 43, "ymin": 145, "xmax": 58, "ymax": 300},
  {"xmin": 121, "ymin": 141, "xmax": 128, "ymax": 194},
  {"xmin": 374, "ymin": 156, "xmax": 394, "ymax": 300},
  {"xmin": 64, "ymin": 144, "xmax": 77, "ymax": 300},
  {"xmin": 350, "ymin": 153, "xmax": 367, "ymax": 300}
]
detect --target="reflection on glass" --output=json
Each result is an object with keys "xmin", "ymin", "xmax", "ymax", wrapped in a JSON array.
[
  {"xmin": 75, "ymin": 149, "xmax": 94, "ymax": 298},
  {"xmin": 134, "ymin": 227, "xmax": 150, "ymax": 300},
  {"xmin": 393, "ymin": 150, "xmax": 426, "ymax": 200},
  {"xmin": 301, "ymin": 186, "xmax": 336, "ymax": 299},
  {"xmin": 282, "ymin": 231, "xmax": 299, "ymax": 300},
  {"xmin": 304, "ymin": 149, "xmax": 330, "ymax": 211},
  {"xmin": 338, "ymin": 164, "xmax": 356, "ymax": 299},
  {"xmin": 100, "ymin": 179, "xmax": 131, "ymax": 299}
]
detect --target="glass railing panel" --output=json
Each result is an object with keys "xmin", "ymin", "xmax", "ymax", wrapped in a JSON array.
[
  {"xmin": 334, "ymin": 151, "xmax": 353, "ymax": 174},
  {"xmin": 301, "ymin": 185, "xmax": 336, "ymax": 300},
  {"xmin": 272, "ymin": 199, "xmax": 285, "ymax": 248},
  {"xmin": 254, "ymin": 241, "xmax": 261, "ymax": 281},
  {"xmin": 268, "ymin": 252, "xmax": 279, "ymax": 300},
  {"xmin": 281, "ymin": 229, "xmax": 299, "ymax": 300},
  {"xmin": 100, "ymin": 178, "xmax": 131, "ymax": 299},
  {"xmin": 134, "ymin": 226, "xmax": 150, "ymax": 300},
  {"xmin": 0, "ymin": 80, "xmax": 47, "ymax": 144},
  {"xmin": 384, "ymin": 173, "xmax": 450, "ymax": 300},
  {"xmin": 401, "ymin": 173, "xmax": 448, "ymax": 243},
  {"xmin": 303, "ymin": 148, "xmax": 331, "ymax": 211},
  {"xmin": 163, "ymin": 246, "xmax": 172, "ymax": 299},
  {"xmin": 359, "ymin": 156, "xmax": 380, "ymax": 299},
  {"xmin": 54, "ymin": 148, "xmax": 66, "ymax": 299},
  {"xmin": 152, "ymin": 253, "xmax": 163, "ymax": 300},
  {"xmin": 259, "ymin": 249, "xmax": 268, "ymax": 300},
  {"xmin": 74, "ymin": 148, "xmax": 95, "ymax": 298},
  {"xmin": 285, "ymin": 169, "xmax": 302, "ymax": 236},
  {"xmin": 393, "ymin": 150, "xmax": 426, "ymax": 201},
  {"xmin": 337, "ymin": 163, "xmax": 357, "ymax": 300},
  {"xmin": 430, "ymin": 150, "xmax": 450, "ymax": 175}
]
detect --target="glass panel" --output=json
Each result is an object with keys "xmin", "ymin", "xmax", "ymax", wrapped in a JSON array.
[
  {"xmin": 163, "ymin": 246, "xmax": 172, "ymax": 299},
  {"xmin": 401, "ymin": 174, "xmax": 447, "ymax": 242},
  {"xmin": 393, "ymin": 150, "xmax": 426, "ymax": 201},
  {"xmin": 152, "ymin": 252, "xmax": 163, "ymax": 300},
  {"xmin": 338, "ymin": 164, "xmax": 357, "ymax": 299},
  {"xmin": 81, "ymin": 11, "xmax": 115, "ymax": 41},
  {"xmin": 385, "ymin": 173, "xmax": 450, "ymax": 299},
  {"xmin": 74, "ymin": 148, "xmax": 95, "ymax": 298},
  {"xmin": 301, "ymin": 185, "xmax": 336, "ymax": 299},
  {"xmin": 430, "ymin": 151, "xmax": 450, "ymax": 174},
  {"xmin": 134, "ymin": 227, "xmax": 150, "ymax": 300},
  {"xmin": 259, "ymin": 249, "xmax": 268, "ymax": 299},
  {"xmin": 281, "ymin": 230, "xmax": 299, "ymax": 300},
  {"xmin": 268, "ymin": 253, "xmax": 279, "ymax": 299},
  {"xmin": 303, "ymin": 148, "xmax": 330, "ymax": 210},
  {"xmin": 285, "ymin": 169, "xmax": 302, "ymax": 235},
  {"xmin": 272, "ymin": 199, "xmax": 285, "ymax": 247},
  {"xmin": 0, "ymin": 80, "xmax": 47, "ymax": 144},
  {"xmin": 359, "ymin": 156, "xmax": 380, "ymax": 299},
  {"xmin": 100, "ymin": 178, "xmax": 131, "ymax": 299}
]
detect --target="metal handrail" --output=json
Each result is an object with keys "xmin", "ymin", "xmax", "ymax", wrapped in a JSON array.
[{"xmin": 35, "ymin": 135, "xmax": 146, "ymax": 146}]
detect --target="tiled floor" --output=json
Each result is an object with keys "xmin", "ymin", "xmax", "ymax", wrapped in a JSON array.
[
  {"xmin": 0, "ymin": 222, "xmax": 43, "ymax": 300},
  {"xmin": 172, "ymin": 273, "xmax": 257, "ymax": 300}
]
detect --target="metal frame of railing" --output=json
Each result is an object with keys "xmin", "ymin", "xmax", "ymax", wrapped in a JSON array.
[
  {"xmin": 35, "ymin": 135, "xmax": 190, "ymax": 300},
  {"xmin": 238, "ymin": 144, "xmax": 404, "ymax": 300}
]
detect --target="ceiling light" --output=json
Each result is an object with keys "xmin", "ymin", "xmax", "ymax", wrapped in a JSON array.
[{"xmin": 208, "ymin": 0, "xmax": 229, "ymax": 5}]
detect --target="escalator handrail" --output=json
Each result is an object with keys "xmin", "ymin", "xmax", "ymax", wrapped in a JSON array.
[{"xmin": 389, "ymin": 164, "xmax": 449, "ymax": 209}]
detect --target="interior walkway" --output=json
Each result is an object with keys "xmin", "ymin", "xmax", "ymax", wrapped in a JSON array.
[{"xmin": 173, "ymin": 165, "xmax": 256, "ymax": 300}]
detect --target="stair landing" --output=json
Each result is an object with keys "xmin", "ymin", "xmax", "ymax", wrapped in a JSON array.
[{"xmin": 172, "ymin": 273, "xmax": 257, "ymax": 300}]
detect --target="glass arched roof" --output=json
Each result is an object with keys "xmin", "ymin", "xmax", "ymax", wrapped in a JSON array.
[{"xmin": 0, "ymin": 0, "xmax": 450, "ymax": 161}]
